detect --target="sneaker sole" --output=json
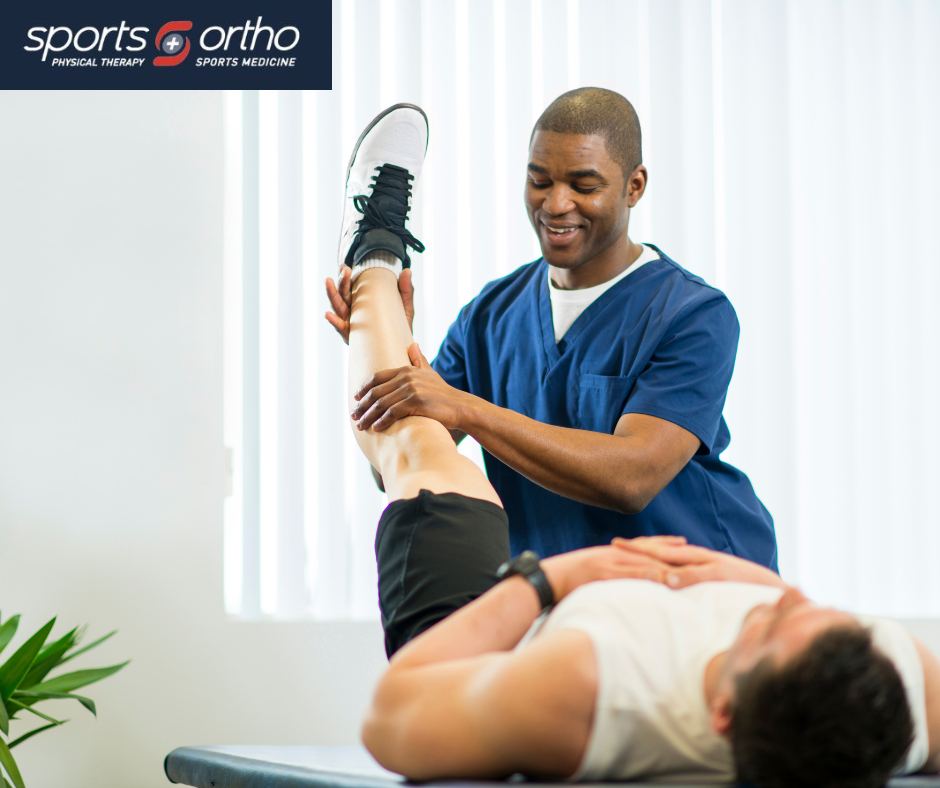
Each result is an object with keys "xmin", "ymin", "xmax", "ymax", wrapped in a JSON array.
[{"xmin": 345, "ymin": 102, "xmax": 429, "ymax": 179}]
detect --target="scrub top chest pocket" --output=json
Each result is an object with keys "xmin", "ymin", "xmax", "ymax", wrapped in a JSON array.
[{"xmin": 578, "ymin": 373, "xmax": 636, "ymax": 434}]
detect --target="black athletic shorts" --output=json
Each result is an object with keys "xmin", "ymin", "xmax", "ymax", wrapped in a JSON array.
[{"xmin": 375, "ymin": 489, "xmax": 511, "ymax": 657}]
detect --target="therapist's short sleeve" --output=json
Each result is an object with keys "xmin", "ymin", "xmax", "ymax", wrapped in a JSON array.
[
  {"xmin": 623, "ymin": 294, "xmax": 738, "ymax": 454},
  {"xmin": 431, "ymin": 301, "xmax": 473, "ymax": 393}
]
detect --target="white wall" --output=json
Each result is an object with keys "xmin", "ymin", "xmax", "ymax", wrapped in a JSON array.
[{"xmin": 0, "ymin": 91, "xmax": 386, "ymax": 788}]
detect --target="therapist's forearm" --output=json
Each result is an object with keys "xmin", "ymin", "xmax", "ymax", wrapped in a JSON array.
[{"xmin": 462, "ymin": 398, "xmax": 661, "ymax": 514}]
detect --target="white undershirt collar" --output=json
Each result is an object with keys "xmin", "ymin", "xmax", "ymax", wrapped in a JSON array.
[{"xmin": 548, "ymin": 244, "xmax": 660, "ymax": 343}]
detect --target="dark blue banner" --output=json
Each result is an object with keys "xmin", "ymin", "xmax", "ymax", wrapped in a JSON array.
[{"xmin": 0, "ymin": 0, "xmax": 331, "ymax": 88}]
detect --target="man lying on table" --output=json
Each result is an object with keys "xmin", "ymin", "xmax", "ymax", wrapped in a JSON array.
[{"xmin": 343, "ymin": 263, "xmax": 940, "ymax": 788}]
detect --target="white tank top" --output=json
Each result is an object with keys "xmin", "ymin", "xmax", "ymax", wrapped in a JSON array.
[{"xmin": 532, "ymin": 579, "xmax": 929, "ymax": 783}]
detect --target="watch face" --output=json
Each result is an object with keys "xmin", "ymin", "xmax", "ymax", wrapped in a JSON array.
[
  {"xmin": 498, "ymin": 550, "xmax": 542, "ymax": 580},
  {"xmin": 515, "ymin": 551, "xmax": 540, "ymax": 575}
]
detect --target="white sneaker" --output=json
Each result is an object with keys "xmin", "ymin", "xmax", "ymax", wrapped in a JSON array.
[{"xmin": 337, "ymin": 103, "xmax": 429, "ymax": 272}]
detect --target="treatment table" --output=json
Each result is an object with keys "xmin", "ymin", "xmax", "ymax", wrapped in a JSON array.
[{"xmin": 165, "ymin": 744, "xmax": 940, "ymax": 788}]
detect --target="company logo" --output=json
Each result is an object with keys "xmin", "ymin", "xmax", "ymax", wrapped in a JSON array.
[
  {"xmin": 23, "ymin": 17, "xmax": 301, "ymax": 70},
  {"xmin": 153, "ymin": 21, "xmax": 192, "ymax": 66}
]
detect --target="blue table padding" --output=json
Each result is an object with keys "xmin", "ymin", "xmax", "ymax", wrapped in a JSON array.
[{"xmin": 164, "ymin": 744, "xmax": 940, "ymax": 788}]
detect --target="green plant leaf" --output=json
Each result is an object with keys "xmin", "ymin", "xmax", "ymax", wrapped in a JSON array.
[
  {"xmin": 13, "ymin": 691, "xmax": 96, "ymax": 717},
  {"xmin": 30, "ymin": 661, "xmax": 127, "ymax": 695},
  {"xmin": 7, "ymin": 721, "xmax": 64, "ymax": 749},
  {"xmin": 19, "ymin": 628, "xmax": 79, "ymax": 690},
  {"xmin": 0, "ymin": 618, "xmax": 19, "ymax": 658},
  {"xmin": 0, "ymin": 619, "xmax": 55, "ymax": 702},
  {"xmin": 0, "ymin": 735, "xmax": 25, "ymax": 788},
  {"xmin": 7, "ymin": 700, "xmax": 65, "ymax": 727},
  {"xmin": 58, "ymin": 631, "xmax": 116, "ymax": 666},
  {"xmin": 0, "ymin": 695, "xmax": 8, "ymax": 735},
  {"xmin": 34, "ymin": 627, "xmax": 81, "ymax": 663}
]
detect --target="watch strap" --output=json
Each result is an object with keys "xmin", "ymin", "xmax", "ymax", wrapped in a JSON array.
[
  {"xmin": 496, "ymin": 551, "xmax": 555, "ymax": 612},
  {"xmin": 524, "ymin": 563, "xmax": 555, "ymax": 612}
]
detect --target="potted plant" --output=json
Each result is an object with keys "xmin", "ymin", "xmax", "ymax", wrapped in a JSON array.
[{"xmin": 0, "ymin": 612, "xmax": 127, "ymax": 788}]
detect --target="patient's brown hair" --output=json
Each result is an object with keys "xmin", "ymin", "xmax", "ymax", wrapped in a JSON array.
[{"xmin": 730, "ymin": 625, "xmax": 913, "ymax": 788}]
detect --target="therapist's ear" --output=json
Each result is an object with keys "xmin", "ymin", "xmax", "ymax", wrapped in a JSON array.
[{"xmin": 626, "ymin": 165, "xmax": 648, "ymax": 206}]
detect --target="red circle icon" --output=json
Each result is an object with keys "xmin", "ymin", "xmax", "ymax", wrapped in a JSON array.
[{"xmin": 154, "ymin": 21, "xmax": 193, "ymax": 67}]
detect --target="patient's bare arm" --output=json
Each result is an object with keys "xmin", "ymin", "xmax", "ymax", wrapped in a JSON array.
[
  {"xmin": 362, "ymin": 537, "xmax": 683, "ymax": 781},
  {"xmin": 611, "ymin": 539, "xmax": 786, "ymax": 589},
  {"xmin": 387, "ymin": 537, "xmax": 681, "ymax": 670}
]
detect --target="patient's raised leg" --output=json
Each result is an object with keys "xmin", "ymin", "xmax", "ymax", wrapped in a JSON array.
[
  {"xmin": 347, "ymin": 267, "xmax": 508, "ymax": 656},
  {"xmin": 347, "ymin": 267, "xmax": 500, "ymax": 507},
  {"xmin": 335, "ymin": 104, "xmax": 509, "ymax": 656}
]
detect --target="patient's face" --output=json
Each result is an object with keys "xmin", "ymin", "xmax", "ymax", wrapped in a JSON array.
[{"xmin": 724, "ymin": 586, "xmax": 859, "ymax": 681}]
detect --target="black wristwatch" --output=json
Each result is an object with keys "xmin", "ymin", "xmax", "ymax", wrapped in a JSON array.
[{"xmin": 496, "ymin": 550, "xmax": 555, "ymax": 612}]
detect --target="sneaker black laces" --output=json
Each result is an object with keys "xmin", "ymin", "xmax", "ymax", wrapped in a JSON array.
[{"xmin": 353, "ymin": 164, "xmax": 426, "ymax": 254}]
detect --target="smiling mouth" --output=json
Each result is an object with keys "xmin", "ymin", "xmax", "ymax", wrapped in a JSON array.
[{"xmin": 543, "ymin": 224, "xmax": 580, "ymax": 236}]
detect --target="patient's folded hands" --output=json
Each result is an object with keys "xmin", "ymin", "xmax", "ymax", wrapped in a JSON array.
[
  {"xmin": 611, "ymin": 537, "xmax": 787, "ymax": 590},
  {"xmin": 540, "ymin": 535, "xmax": 689, "ymax": 603}
]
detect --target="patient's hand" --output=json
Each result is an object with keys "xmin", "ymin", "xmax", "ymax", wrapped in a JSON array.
[
  {"xmin": 541, "ymin": 536, "xmax": 688, "ymax": 603},
  {"xmin": 325, "ymin": 266, "xmax": 415, "ymax": 344},
  {"xmin": 611, "ymin": 538, "xmax": 786, "ymax": 590}
]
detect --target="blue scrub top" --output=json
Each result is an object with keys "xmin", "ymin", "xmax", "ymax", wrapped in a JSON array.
[{"xmin": 431, "ymin": 246, "xmax": 778, "ymax": 570}]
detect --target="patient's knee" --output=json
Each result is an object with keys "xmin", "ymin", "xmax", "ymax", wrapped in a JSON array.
[{"xmin": 380, "ymin": 416, "xmax": 455, "ymax": 465}]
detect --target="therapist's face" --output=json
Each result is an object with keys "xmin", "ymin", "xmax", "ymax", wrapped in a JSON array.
[{"xmin": 525, "ymin": 131, "xmax": 646, "ymax": 283}]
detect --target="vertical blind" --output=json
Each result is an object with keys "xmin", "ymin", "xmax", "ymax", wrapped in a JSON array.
[{"xmin": 224, "ymin": 0, "xmax": 940, "ymax": 620}]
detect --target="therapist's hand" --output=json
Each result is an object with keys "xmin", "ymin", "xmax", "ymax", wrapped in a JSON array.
[
  {"xmin": 611, "ymin": 538, "xmax": 786, "ymax": 590},
  {"xmin": 352, "ymin": 343, "xmax": 473, "ymax": 432},
  {"xmin": 325, "ymin": 266, "xmax": 416, "ymax": 344}
]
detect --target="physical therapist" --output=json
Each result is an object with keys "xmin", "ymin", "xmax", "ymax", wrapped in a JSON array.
[{"xmin": 330, "ymin": 87, "xmax": 778, "ymax": 570}]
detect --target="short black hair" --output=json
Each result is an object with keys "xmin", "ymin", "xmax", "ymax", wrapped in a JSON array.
[
  {"xmin": 532, "ymin": 87, "xmax": 642, "ymax": 185},
  {"xmin": 730, "ymin": 626, "xmax": 914, "ymax": 788}
]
